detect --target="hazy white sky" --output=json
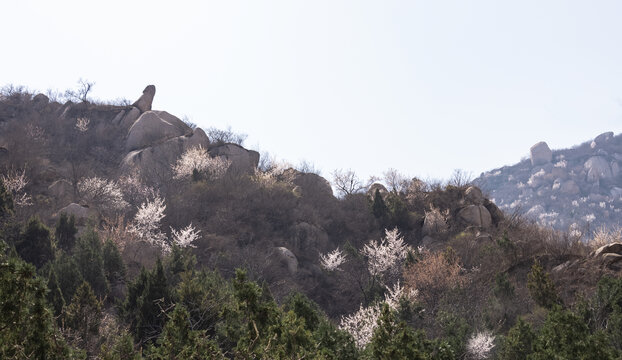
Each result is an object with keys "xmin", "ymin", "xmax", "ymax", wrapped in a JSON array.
[{"xmin": 3, "ymin": 1, "xmax": 622, "ymax": 181}]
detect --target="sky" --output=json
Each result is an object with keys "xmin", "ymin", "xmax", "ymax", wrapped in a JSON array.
[{"xmin": 2, "ymin": 0, "xmax": 622, "ymax": 182}]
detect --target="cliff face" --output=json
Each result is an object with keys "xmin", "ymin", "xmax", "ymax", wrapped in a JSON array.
[{"xmin": 474, "ymin": 132, "xmax": 622, "ymax": 233}]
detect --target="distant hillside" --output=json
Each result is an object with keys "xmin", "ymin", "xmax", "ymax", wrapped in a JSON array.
[{"xmin": 474, "ymin": 132, "xmax": 622, "ymax": 234}]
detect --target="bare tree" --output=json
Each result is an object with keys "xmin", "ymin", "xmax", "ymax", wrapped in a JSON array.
[
  {"xmin": 447, "ymin": 169, "xmax": 472, "ymax": 187},
  {"xmin": 383, "ymin": 168, "xmax": 409, "ymax": 193},
  {"xmin": 64, "ymin": 78, "xmax": 95, "ymax": 103},
  {"xmin": 332, "ymin": 169, "xmax": 365, "ymax": 197}
]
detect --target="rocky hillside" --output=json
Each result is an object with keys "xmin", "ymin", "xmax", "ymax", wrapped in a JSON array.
[
  {"xmin": 474, "ymin": 132, "xmax": 622, "ymax": 234},
  {"xmin": 4, "ymin": 85, "xmax": 622, "ymax": 358}
]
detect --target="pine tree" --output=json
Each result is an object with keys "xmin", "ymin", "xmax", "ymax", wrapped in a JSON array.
[
  {"xmin": 16, "ymin": 216, "xmax": 54, "ymax": 268},
  {"xmin": 64, "ymin": 281, "xmax": 102, "ymax": 353},
  {"xmin": 46, "ymin": 266, "xmax": 66, "ymax": 317},
  {"xmin": 55, "ymin": 213, "xmax": 77, "ymax": 252},
  {"xmin": 74, "ymin": 228, "xmax": 109, "ymax": 297},
  {"xmin": 0, "ymin": 178, "xmax": 13, "ymax": 219},
  {"xmin": 527, "ymin": 259, "xmax": 560, "ymax": 309},
  {"xmin": 102, "ymin": 238, "xmax": 125, "ymax": 284}
]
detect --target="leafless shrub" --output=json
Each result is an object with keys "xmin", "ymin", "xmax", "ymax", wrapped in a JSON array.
[{"xmin": 206, "ymin": 126, "xmax": 247, "ymax": 146}]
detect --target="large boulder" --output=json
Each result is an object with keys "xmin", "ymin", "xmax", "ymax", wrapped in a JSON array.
[
  {"xmin": 591, "ymin": 131, "xmax": 614, "ymax": 148},
  {"xmin": 121, "ymin": 128, "xmax": 210, "ymax": 181},
  {"xmin": 457, "ymin": 205, "xmax": 492, "ymax": 228},
  {"xmin": 367, "ymin": 183, "xmax": 389, "ymax": 199},
  {"xmin": 591, "ymin": 243, "xmax": 622, "ymax": 258},
  {"xmin": 483, "ymin": 199, "xmax": 504, "ymax": 225},
  {"xmin": 584, "ymin": 156, "xmax": 613, "ymax": 182},
  {"xmin": 280, "ymin": 169, "xmax": 333, "ymax": 199},
  {"xmin": 113, "ymin": 107, "xmax": 142, "ymax": 130},
  {"xmin": 125, "ymin": 111, "xmax": 192, "ymax": 151},
  {"xmin": 560, "ymin": 180, "xmax": 580, "ymax": 195},
  {"xmin": 208, "ymin": 143, "xmax": 259, "ymax": 174},
  {"xmin": 464, "ymin": 186, "xmax": 484, "ymax": 205},
  {"xmin": 56, "ymin": 203, "xmax": 97, "ymax": 225},
  {"xmin": 132, "ymin": 85, "xmax": 156, "ymax": 113},
  {"xmin": 530, "ymin": 142, "xmax": 552, "ymax": 166},
  {"xmin": 274, "ymin": 247, "xmax": 298, "ymax": 274}
]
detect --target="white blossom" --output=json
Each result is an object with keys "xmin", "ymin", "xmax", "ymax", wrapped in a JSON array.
[
  {"xmin": 466, "ymin": 331, "xmax": 495, "ymax": 360},
  {"xmin": 75, "ymin": 117, "xmax": 90, "ymax": 132},
  {"xmin": 1, "ymin": 168, "xmax": 32, "ymax": 206},
  {"xmin": 171, "ymin": 223, "xmax": 200, "ymax": 248},
  {"xmin": 340, "ymin": 281, "xmax": 418, "ymax": 349},
  {"xmin": 361, "ymin": 228, "xmax": 410, "ymax": 278},
  {"xmin": 383, "ymin": 281, "xmax": 418, "ymax": 311},
  {"xmin": 319, "ymin": 248, "xmax": 347, "ymax": 271},
  {"xmin": 118, "ymin": 174, "xmax": 158, "ymax": 205},
  {"xmin": 172, "ymin": 146, "xmax": 231, "ymax": 180},
  {"xmin": 339, "ymin": 303, "xmax": 383, "ymax": 349},
  {"xmin": 130, "ymin": 197, "xmax": 167, "ymax": 251},
  {"xmin": 78, "ymin": 177, "xmax": 128, "ymax": 211}
]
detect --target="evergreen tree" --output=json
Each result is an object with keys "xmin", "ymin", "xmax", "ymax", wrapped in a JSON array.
[
  {"xmin": 527, "ymin": 259, "xmax": 560, "ymax": 309},
  {"xmin": 123, "ymin": 259, "xmax": 173, "ymax": 345},
  {"xmin": 0, "ymin": 178, "xmax": 13, "ymax": 219},
  {"xmin": 16, "ymin": 216, "xmax": 54, "ymax": 268},
  {"xmin": 498, "ymin": 318, "xmax": 536, "ymax": 360},
  {"xmin": 371, "ymin": 188, "xmax": 389, "ymax": 222},
  {"xmin": 64, "ymin": 281, "xmax": 102, "ymax": 354},
  {"xmin": 147, "ymin": 305, "xmax": 224, "ymax": 359},
  {"xmin": 102, "ymin": 238, "xmax": 125, "ymax": 284},
  {"xmin": 74, "ymin": 228, "xmax": 109, "ymax": 297},
  {"xmin": 367, "ymin": 304, "xmax": 430, "ymax": 360},
  {"xmin": 51, "ymin": 252, "xmax": 85, "ymax": 305},
  {"xmin": 55, "ymin": 213, "xmax": 77, "ymax": 252},
  {"xmin": 46, "ymin": 266, "xmax": 66, "ymax": 317},
  {"xmin": 0, "ymin": 240, "xmax": 81, "ymax": 359}
]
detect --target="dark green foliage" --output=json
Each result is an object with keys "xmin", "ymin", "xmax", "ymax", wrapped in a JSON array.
[
  {"xmin": 64, "ymin": 281, "xmax": 102, "ymax": 352},
  {"xmin": 527, "ymin": 260, "xmax": 560, "ymax": 309},
  {"xmin": 55, "ymin": 213, "xmax": 77, "ymax": 252},
  {"xmin": 102, "ymin": 238, "xmax": 125, "ymax": 284},
  {"xmin": 529, "ymin": 306, "xmax": 617, "ymax": 359},
  {"xmin": 494, "ymin": 272, "xmax": 515, "ymax": 299},
  {"xmin": 164, "ymin": 244, "xmax": 196, "ymax": 286},
  {"xmin": 385, "ymin": 192, "xmax": 410, "ymax": 230},
  {"xmin": 313, "ymin": 320, "xmax": 359, "ymax": 360},
  {"xmin": 367, "ymin": 305, "xmax": 429, "ymax": 359},
  {"xmin": 371, "ymin": 189, "xmax": 389, "ymax": 221},
  {"xmin": 16, "ymin": 216, "xmax": 54, "ymax": 268},
  {"xmin": 100, "ymin": 332, "xmax": 140, "ymax": 360},
  {"xmin": 176, "ymin": 269, "xmax": 232, "ymax": 335},
  {"xmin": 498, "ymin": 318, "xmax": 536, "ymax": 360},
  {"xmin": 122, "ymin": 259, "xmax": 173, "ymax": 345},
  {"xmin": 51, "ymin": 252, "xmax": 84, "ymax": 305},
  {"xmin": 74, "ymin": 228, "xmax": 109, "ymax": 297},
  {"xmin": 147, "ymin": 305, "xmax": 224, "ymax": 359},
  {"xmin": 367, "ymin": 305, "xmax": 454, "ymax": 360},
  {"xmin": 46, "ymin": 266, "xmax": 66, "ymax": 317},
  {"xmin": 0, "ymin": 178, "xmax": 13, "ymax": 219},
  {"xmin": 283, "ymin": 292, "xmax": 323, "ymax": 332},
  {"xmin": 436, "ymin": 310, "xmax": 470, "ymax": 356},
  {"xmin": 0, "ymin": 240, "xmax": 81, "ymax": 359}
]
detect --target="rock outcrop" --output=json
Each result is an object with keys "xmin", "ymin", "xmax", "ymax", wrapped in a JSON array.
[
  {"xmin": 457, "ymin": 205, "xmax": 492, "ymax": 228},
  {"xmin": 126, "ymin": 111, "xmax": 192, "ymax": 151},
  {"xmin": 208, "ymin": 144, "xmax": 259, "ymax": 174},
  {"xmin": 132, "ymin": 85, "xmax": 156, "ymax": 113},
  {"xmin": 530, "ymin": 141, "xmax": 552, "ymax": 166},
  {"xmin": 121, "ymin": 128, "xmax": 210, "ymax": 181},
  {"xmin": 274, "ymin": 247, "xmax": 298, "ymax": 274}
]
